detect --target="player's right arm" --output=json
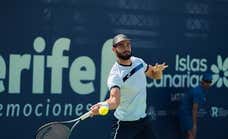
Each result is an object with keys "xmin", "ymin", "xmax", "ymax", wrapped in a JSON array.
[
  {"xmin": 90, "ymin": 87, "xmax": 120, "ymax": 116},
  {"xmin": 91, "ymin": 67, "xmax": 122, "ymax": 116},
  {"xmin": 192, "ymin": 103, "xmax": 198, "ymax": 138},
  {"xmin": 106, "ymin": 87, "xmax": 120, "ymax": 110},
  {"xmin": 191, "ymin": 88, "xmax": 200, "ymax": 138}
]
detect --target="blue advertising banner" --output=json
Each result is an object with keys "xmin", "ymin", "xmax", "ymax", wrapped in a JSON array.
[{"xmin": 0, "ymin": 0, "xmax": 228, "ymax": 139}]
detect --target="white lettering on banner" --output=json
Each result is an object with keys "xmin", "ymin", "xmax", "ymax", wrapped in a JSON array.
[
  {"xmin": 147, "ymin": 71, "xmax": 201, "ymax": 88},
  {"xmin": 100, "ymin": 39, "xmax": 115, "ymax": 101},
  {"xmin": 175, "ymin": 54, "xmax": 207, "ymax": 72},
  {"xmin": 0, "ymin": 37, "xmax": 227, "ymax": 99},
  {"xmin": 33, "ymin": 37, "xmax": 46, "ymax": 93},
  {"xmin": 69, "ymin": 56, "xmax": 95, "ymax": 95},
  {"xmin": 147, "ymin": 54, "xmax": 228, "ymax": 88},
  {"xmin": 23, "ymin": 104, "xmax": 33, "ymax": 117},
  {"xmin": 0, "ymin": 104, "xmax": 3, "ymax": 116},
  {"xmin": 46, "ymin": 38, "xmax": 70, "ymax": 94},
  {"xmin": 0, "ymin": 37, "xmax": 97, "ymax": 95},
  {"xmin": 6, "ymin": 104, "xmax": 20, "ymax": 117},
  {"xmin": 210, "ymin": 106, "xmax": 228, "ymax": 118},
  {"xmin": 147, "ymin": 54, "xmax": 207, "ymax": 88},
  {"xmin": 34, "ymin": 104, "xmax": 43, "ymax": 117},
  {"xmin": 0, "ymin": 98, "xmax": 92, "ymax": 117},
  {"xmin": 0, "ymin": 56, "xmax": 6, "ymax": 92},
  {"xmin": 211, "ymin": 106, "xmax": 219, "ymax": 118},
  {"xmin": 0, "ymin": 37, "xmax": 228, "ymax": 118},
  {"xmin": 9, "ymin": 55, "xmax": 31, "ymax": 93}
]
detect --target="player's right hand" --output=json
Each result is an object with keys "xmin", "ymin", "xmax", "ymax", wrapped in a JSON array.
[{"xmin": 90, "ymin": 103, "xmax": 101, "ymax": 116}]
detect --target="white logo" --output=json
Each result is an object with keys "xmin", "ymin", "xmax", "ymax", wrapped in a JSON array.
[
  {"xmin": 210, "ymin": 106, "xmax": 219, "ymax": 118},
  {"xmin": 100, "ymin": 39, "xmax": 115, "ymax": 101},
  {"xmin": 211, "ymin": 55, "xmax": 228, "ymax": 88}
]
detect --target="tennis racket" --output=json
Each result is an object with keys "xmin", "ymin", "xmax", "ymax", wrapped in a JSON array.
[{"xmin": 35, "ymin": 111, "xmax": 92, "ymax": 139}]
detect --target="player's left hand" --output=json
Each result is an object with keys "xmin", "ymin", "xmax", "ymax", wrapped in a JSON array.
[
  {"xmin": 151, "ymin": 63, "xmax": 168, "ymax": 79},
  {"xmin": 153, "ymin": 62, "xmax": 168, "ymax": 72}
]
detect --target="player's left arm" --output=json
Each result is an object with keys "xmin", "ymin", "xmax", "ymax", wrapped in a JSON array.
[
  {"xmin": 145, "ymin": 63, "xmax": 168, "ymax": 79},
  {"xmin": 192, "ymin": 103, "xmax": 198, "ymax": 138},
  {"xmin": 192, "ymin": 89, "xmax": 200, "ymax": 138}
]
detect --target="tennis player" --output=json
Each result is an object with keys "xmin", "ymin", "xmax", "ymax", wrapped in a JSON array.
[{"xmin": 90, "ymin": 34, "xmax": 168, "ymax": 139}]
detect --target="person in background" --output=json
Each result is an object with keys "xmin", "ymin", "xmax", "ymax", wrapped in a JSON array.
[{"xmin": 178, "ymin": 73, "xmax": 212, "ymax": 139}]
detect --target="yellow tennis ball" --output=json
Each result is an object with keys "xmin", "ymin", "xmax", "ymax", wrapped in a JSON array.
[{"xmin": 99, "ymin": 106, "xmax": 109, "ymax": 116}]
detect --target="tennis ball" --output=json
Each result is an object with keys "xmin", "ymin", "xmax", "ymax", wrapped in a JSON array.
[{"xmin": 99, "ymin": 106, "xmax": 109, "ymax": 116}]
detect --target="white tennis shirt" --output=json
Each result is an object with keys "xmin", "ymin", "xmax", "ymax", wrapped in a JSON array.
[{"xmin": 107, "ymin": 56, "xmax": 148, "ymax": 121}]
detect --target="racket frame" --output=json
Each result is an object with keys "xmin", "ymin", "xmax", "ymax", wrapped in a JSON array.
[{"xmin": 35, "ymin": 111, "xmax": 92, "ymax": 139}]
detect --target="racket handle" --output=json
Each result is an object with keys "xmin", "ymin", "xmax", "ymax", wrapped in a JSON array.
[{"xmin": 80, "ymin": 111, "xmax": 91, "ymax": 120}]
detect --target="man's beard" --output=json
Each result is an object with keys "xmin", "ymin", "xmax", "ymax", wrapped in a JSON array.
[{"xmin": 116, "ymin": 50, "xmax": 132, "ymax": 60}]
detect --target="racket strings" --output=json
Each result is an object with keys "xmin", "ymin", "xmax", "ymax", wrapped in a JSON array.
[
  {"xmin": 36, "ymin": 124, "xmax": 70, "ymax": 139},
  {"xmin": 36, "ymin": 112, "xmax": 91, "ymax": 139}
]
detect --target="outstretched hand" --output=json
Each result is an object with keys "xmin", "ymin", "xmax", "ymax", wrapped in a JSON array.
[
  {"xmin": 153, "ymin": 63, "xmax": 168, "ymax": 72},
  {"xmin": 150, "ymin": 62, "xmax": 168, "ymax": 79}
]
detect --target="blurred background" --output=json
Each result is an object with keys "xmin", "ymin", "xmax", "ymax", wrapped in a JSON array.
[{"xmin": 0, "ymin": 0, "xmax": 228, "ymax": 138}]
